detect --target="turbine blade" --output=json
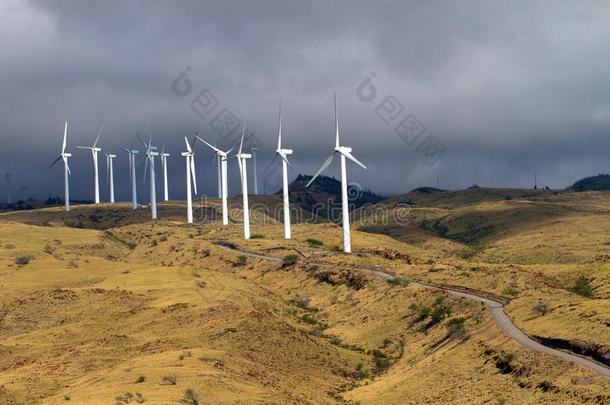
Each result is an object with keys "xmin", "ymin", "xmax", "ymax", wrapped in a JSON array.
[
  {"xmin": 76, "ymin": 146, "xmax": 91, "ymax": 150},
  {"xmin": 277, "ymin": 101, "xmax": 282, "ymax": 150},
  {"xmin": 341, "ymin": 150, "xmax": 367, "ymax": 170},
  {"xmin": 62, "ymin": 122, "xmax": 68, "ymax": 153},
  {"xmin": 237, "ymin": 156, "xmax": 243, "ymax": 180},
  {"xmin": 194, "ymin": 136, "xmax": 222, "ymax": 154},
  {"xmin": 334, "ymin": 93, "xmax": 339, "ymax": 148},
  {"xmin": 279, "ymin": 153, "xmax": 293, "ymax": 169},
  {"xmin": 49, "ymin": 155, "xmax": 62, "ymax": 168},
  {"xmin": 238, "ymin": 118, "xmax": 246, "ymax": 155},
  {"xmin": 93, "ymin": 124, "xmax": 104, "ymax": 147},
  {"xmin": 190, "ymin": 155, "xmax": 197, "ymax": 194},
  {"xmin": 128, "ymin": 154, "xmax": 132, "ymax": 185},
  {"xmin": 135, "ymin": 132, "xmax": 147, "ymax": 148},
  {"xmin": 306, "ymin": 153, "xmax": 335, "ymax": 187},
  {"xmin": 122, "ymin": 147, "xmax": 130, "ymax": 153},
  {"xmin": 184, "ymin": 137, "xmax": 191, "ymax": 153},
  {"xmin": 64, "ymin": 156, "xmax": 72, "ymax": 175},
  {"xmin": 143, "ymin": 156, "xmax": 149, "ymax": 184}
]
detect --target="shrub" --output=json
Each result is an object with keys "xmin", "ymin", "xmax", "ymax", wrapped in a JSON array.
[
  {"xmin": 15, "ymin": 255, "xmax": 33, "ymax": 266},
  {"xmin": 135, "ymin": 375, "xmax": 145, "ymax": 383},
  {"xmin": 372, "ymin": 350, "xmax": 390, "ymax": 373},
  {"xmin": 569, "ymin": 276, "xmax": 594, "ymax": 298},
  {"xmin": 183, "ymin": 388, "xmax": 199, "ymax": 405},
  {"xmin": 126, "ymin": 241, "xmax": 137, "ymax": 250},
  {"xmin": 250, "ymin": 233, "xmax": 265, "ymax": 239},
  {"xmin": 68, "ymin": 260, "xmax": 79, "ymax": 269},
  {"xmin": 290, "ymin": 295, "xmax": 310, "ymax": 309},
  {"xmin": 532, "ymin": 301, "xmax": 549, "ymax": 316},
  {"xmin": 495, "ymin": 352, "xmax": 516, "ymax": 374},
  {"xmin": 301, "ymin": 314, "xmax": 318, "ymax": 325},
  {"xmin": 345, "ymin": 272, "xmax": 366, "ymax": 290},
  {"xmin": 446, "ymin": 317, "xmax": 468, "ymax": 340},
  {"xmin": 43, "ymin": 243, "xmax": 56, "ymax": 254},
  {"xmin": 4, "ymin": 243, "xmax": 15, "ymax": 249},
  {"xmin": 282, "ymin": 254, "xmax": 299, "ymax": 267},
  {"xmin": 196, "ymin": 280, "xmax": 206, "ymax": 289},
  {"xmin": 162, "ymin": 374, "xmax": 177, "ymax": 385},
  {"xmin": 306, "ymin": 238, "xmax": 323, "ymax": 246},
  {"xmin": 178, "ymin": 351, "xmax": 192, "ymax": 360},
  {"xmin": 308, "ymin": 327, "xmax": 323, "ymax": 337},
  {"xmin": 233, "ymin": 255, "xmax": 247, "ymax": 267},
  {"xmin": 502, "ymin": 283, "xmax": 520, "ymax": 297},
  {"xmin": 386, "ymin": 277, "xmax": 407, "ymax": 286},
  {"xmin": 158, "ymin": 235, "xmax": 168, "ymax": 242}
]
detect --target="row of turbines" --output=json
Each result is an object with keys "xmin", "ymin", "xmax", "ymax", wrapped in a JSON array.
[{"xmin": 49, "ymin": 95, "xmax": 366, "ymax": 253}]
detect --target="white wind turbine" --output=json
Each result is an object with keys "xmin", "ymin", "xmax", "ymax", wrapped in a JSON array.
[
  {"xmin": 105, "ymin": 151, "xmax": 116, "ymax": 203},
  {"xmin": 181, "ymin": 137, "xmax": 198, "ymax": 224},
  {"xmin": 306, "ymin": 94, "xmax": 367, "ymax": 253},
  {"xmin": 77, "ymin": 125, "xmax": 104, "ymax": 204},
  {"xmin": 235, "ymin": 118, "xmax": 252, "ymax": 239},
  {"xmin": 49, "ymin": 122, "xmax": 72, "ymax": 212},
  {"xmin": 160, "ymin": 145, "xmax": 170, "ymax": 201},
  {"xmin": 137, "ymin": 133, "xmax": 159, "ymax": 220},
  {"xmin": 275, "ymin": 102, "xmax": 293, "ymax": 239},
  {"xmin": 195, "ymin": 135, "xmax": 233, "ymax": 225},
  {"xmin": 122, "ymin": 147, "xmax": 139, "ymax": 209}
]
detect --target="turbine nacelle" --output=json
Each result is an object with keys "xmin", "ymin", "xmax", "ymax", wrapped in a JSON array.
[{"xmin": 277, "ymin": 148, "xmax": 293, "ymax": 156}]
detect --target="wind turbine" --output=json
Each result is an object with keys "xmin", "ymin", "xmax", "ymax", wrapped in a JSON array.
[
  {"xmin": 251, "ymin": 147, "xmax": 259, "ymax": 195},
  {"xmin": 195, "ymin": 135, "xmax": 233, "ymax": 225},
  {"xmin": 137, "ymin": 133, "xmax": 159, "ymax": 220},
  {"xmin": 306, "ymin": 94, "xmax": 367, "ymax": 253},
  {"xmin": 77, "ymin": 125, "xmax": 104, "ymax": 204},
  {"xmin": 181, "ymin": 137, "xmax": 198, "ymax": 224},
  {"xmin": 122, "ymin": 147, "xmax": 139, "ymax": 209},
  {"xmin": 236, "ymin": 118, "xmax": 252, "ymax": 239},
  {"xmin": 275, "ymin": 102, "xmax": 293, "ymax": 239},
  {"xmin": 49, "ymin": 122, "xmax": 72, "ymax": 212},
  {"xmin": 4, "ymin": 173, "xmax": 11, "ymax": 204},
  {"xmin": 160, "ymin": 145, "xmax": 171, "ymax": 201},
  {"xmin": 105, "ymin": 151, "xmax": 116, "ymax": 203}
]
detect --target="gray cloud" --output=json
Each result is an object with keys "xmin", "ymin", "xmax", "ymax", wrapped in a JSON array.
[{"xmin": 1, "ymin": 0, "xmax": 610, "ymax": 202}]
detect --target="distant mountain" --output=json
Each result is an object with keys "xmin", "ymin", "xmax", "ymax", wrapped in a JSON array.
[
  {"xmin": 568, "ymin": 174, "xmax": 610, "ymax": 191},
  {"xmin": 411, "ymin": 187, "xmax": 447, "ymax": 194},
  {"xmin": 279, "ymin": 174, "xmax": 383, "ymax": 219}
]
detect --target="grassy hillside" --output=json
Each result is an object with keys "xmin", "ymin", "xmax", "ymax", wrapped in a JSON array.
[{"xmin": 0, "ymin": 199, "xmax": 609, "ymax": 403}]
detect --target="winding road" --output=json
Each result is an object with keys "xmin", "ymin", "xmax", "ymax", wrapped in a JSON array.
[{"xmin": 215, "ymin": 243, "xmax": 610, "ymax": 377}]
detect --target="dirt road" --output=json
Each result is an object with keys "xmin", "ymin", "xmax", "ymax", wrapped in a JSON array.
[{"xmin": 215, "ymin": 243, "xmax": 610, "ymax": 377}]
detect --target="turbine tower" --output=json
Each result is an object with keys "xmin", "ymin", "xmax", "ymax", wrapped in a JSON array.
[
  {"xmin": 251, "ymin": 147, "xmax": 259, "ymax": 195},
  {"xmin": 236, "ymin": 118, "xmax": 252, "ymax": 239},
  {"xmin": 137, "ymin": 133, "xmax": 159, "ymax": 220},
  {"xmin": 196, "ymin": 135, "xmax": 233, "ymax": 225},
  {"xmin": 77, "ymin": 125, "xmax": 104, "ymax": 204},
  {"xmin": 275, "ymin": 102, "xmax": 293, "ymax": 239},
  {"xmin": 160, "ymin": 145, "xmax": 171, "ymax": 201},
  {"xmin": 49, "ymin": 122, "xmax": 72, "ymax": 212},
  {"xmin": 4, "ymin": 173, "xmax": 11, "ymax": 204},
  {"xmin": 122, "ymin": 147, "xmax": 139, "ymax": 209},
  {"xmin": 105, "ymin": 152, "xmax": 116, "ymax": 203},
  {"xmin": 306, "ymin": 94, "xmax": 367, "ymax": 253},
  {"xmin": 181, "ymin": 137, "xmax": 198, "ymax": 224}
]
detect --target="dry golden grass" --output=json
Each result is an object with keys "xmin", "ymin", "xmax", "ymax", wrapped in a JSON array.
[{"xmin": 0, "ymin": 192, "xmax": 609, "ymax": 404}]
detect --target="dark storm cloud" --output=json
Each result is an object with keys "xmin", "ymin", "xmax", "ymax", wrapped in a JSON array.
[{"xmin": 1, "ymin": 0, "xmax": 610, "ymax": 201}]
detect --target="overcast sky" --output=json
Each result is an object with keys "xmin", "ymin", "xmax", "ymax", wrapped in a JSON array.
[{"xmin": 2, "ymin": 0, "xmax": 610, "ymax": 201}]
